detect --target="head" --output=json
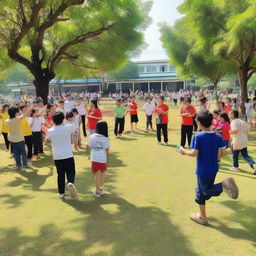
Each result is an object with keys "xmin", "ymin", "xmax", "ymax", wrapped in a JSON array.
[
  {"xmin": 212, "ymin": 109, "xmax": 220, "ymax": 120},
  {"xmin": 246, "ymin": 98, "xmax": 251, "ymax": 103},
  {"xmin": 131, "ymin": 96, "xmax": 136, "ymax": 102},
  {"xmin": 2, "ymin": 104, "xmax": 9, "ymax": 113},
  {"xmin": 66, "ymin": 111, "xmax": 74, "ymax": 121},
  {"xmin": 90, "ymin": 100, "xmax": 98, "ymax": 109},
  {"xmin": 96, "ymin": 120, "xmax": 108, "ymax": 137},
  {"xmin": 199, "ymin": 97, "xmax": 207, "ymax": 105},
  {"xmin": 20, "ymin": 104, "xmax": 27, "ymax": 113},
  {"xmin": 196, "ymin": 110, "xmax": 213, "ymax": 129},
  {"xmin": 229, "ymin": 110, "xmax": 239, "ymax": 120},
  {"xmin": 67, "ymin": 94, "xmax": 72, "ymax": 101},
  {"xmin": 58, "ymin": 100, "xmax": 64, "ymax": 108},
  {"xmin": 116, "ymin": 99, "xmax": 121, "ymax": 106},
  {"xmin": 226, "ymin": 97, "xmax": 232, "ymax": 105},
  {"xmin": 30, "ymin": 109, "xmax": 37, "ymax": 117},
  {"xmin": 219, "ymin": 102, "xmax": 225, "ymax": 109},
  {"xmin": 232, "ymin": 98, "xmax": 237, "ymax": 104},
  {"xmin": 184, "ymin": 97, "xmax": 191, "ymax": 107},
  {"xmin": 220, "ymin": 112, "xmax": 230, "ymax": 124},
  {"xmin": 72, "ymin": 108, "xmax": 78, "ymax": 116},
  {"xmin": 147, "ymin": 97, "xmax": 152, "ymax": 103},
  {"xmin": 8, "ymin": 106, "xmax": 20, "ymax": 119},
  {"xmin": 47, "ymin": 104, "xmax": 55, "ymax": 114},
  {"xmin": 158, "ymin": 96, "xmax": 165, "ymax": 104},
  {"xmin": 53, "ymin": 112, "xmax": 64, "ymax": 125},
  {"xmin": 36, "ymin": 98, "xmax": 44, "ymax": 107}
]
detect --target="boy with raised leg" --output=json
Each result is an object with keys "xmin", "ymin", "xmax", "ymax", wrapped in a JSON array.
[{"xmin": 178, "ymin": 110, "xmax": 239, "ymax": 225}]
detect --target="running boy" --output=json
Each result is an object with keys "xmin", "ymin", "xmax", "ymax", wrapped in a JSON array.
[
  {"xmin": 87, "ymin": 121, "xmax": 110, "ymax": 198},
  {"xmin": 46, "ymin": 112, "xmax": 78, "ymax": 199},
  {"xmin": 178, "ymin": 110, "xmax": 239, "ymax": 225}
]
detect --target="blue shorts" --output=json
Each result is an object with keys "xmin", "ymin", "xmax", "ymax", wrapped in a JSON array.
[{"xmin": 195, "ymin": 176, "xmax": 223, "ymax": 205}]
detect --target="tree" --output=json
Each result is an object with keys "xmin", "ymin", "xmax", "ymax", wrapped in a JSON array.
[
  {"xmin": 0, "ymin": 0, "xmax": 151, "ymax": 103},
  {"xmin": 5, "ymin": 64, "xmax": 31, "ymax": 83},
  {"xmin": 109, "ymin": 62, "xmax": 139, "ymax": 80},
  {"xmin": 176, "ymin": 0, "xmax": 256, "ymax": 113},
  {"xmin": 160, "ymin": 16, "xmax": 228, "ymax": 99}
]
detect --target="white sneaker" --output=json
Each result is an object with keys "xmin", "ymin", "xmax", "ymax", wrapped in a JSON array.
[
  {"xmin": 67, "ymin": 183, "xmax": 78, "ymax": 199},
  {"xmin": 58, "ymin": 194, "xmax": 65, "ymax": 199},
  {"xmin": 93, "ymin": 191, "xmax": 102, "ymax": 198},
  {"xmin": 99, "ymin": 187, "xmax": 105, "ymax": 196},
  {"xmin": 230, "ymin": 167, "xmax": 240, "ymax": 172}
]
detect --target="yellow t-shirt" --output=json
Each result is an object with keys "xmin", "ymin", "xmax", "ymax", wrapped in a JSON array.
[
  {"xmin": 5, "ymin": 117, "xmax": 24, "ymax": 143},
  {"xmin": 0, "ymin": 112, "xmax": 10, "ymax": 133},
  {"xmin": 21, "ymin": 118, "xmax": 32, "ymax": 136}
]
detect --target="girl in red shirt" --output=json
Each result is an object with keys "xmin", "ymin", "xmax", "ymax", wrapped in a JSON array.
[
  {"xmin": 217, "ymin": 112, "xmax": 231, "ymax": 148},
  {"xmin": 180, "ymin": 97, "xmax": 196, "ymax": 147},
  {"xmin": 87, "ymin": 100, "xmax": 102, "ymax": 135},
  {"xmin": 128, "ymin": 96, "xmax": 139, "ymax": 133}
]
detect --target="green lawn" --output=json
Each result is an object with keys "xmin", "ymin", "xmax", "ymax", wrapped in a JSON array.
[{"xmin": 0, "ymin": 99, "xmax": 256, "ymax": 256}]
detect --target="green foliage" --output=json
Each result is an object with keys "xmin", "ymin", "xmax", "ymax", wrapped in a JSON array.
[
  {"xmin": 0, "ymin": 0, "xmax": 152, "ymax": 80},
  {"xmin": 5, "ymin": 65, "xmax": 32, "ymax": 83},
  {"xmin": 109, "ymin": 62, "xmax": 139, "ymax": 80}
]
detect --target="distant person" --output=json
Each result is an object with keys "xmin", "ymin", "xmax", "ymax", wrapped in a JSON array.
[
  {"xmin": 0, "ymin": 104, "xmax": 10, "ymax": 151},
  {"xmin": 46, "ymin": 112, "xmax": 78, "ymax": 199},
  {"xmin": 143, "ymin": 97, "xmax": 155, "ymax": 132},
  {"xmin": 64, "ymin": 94, "xmax": 76, "ymax": 113},
  {"xmin": 154, "ymin": 96, "xmax": 169, "ymax": 145},
  {"xmin": 229, "ymin": 110, "xmax": 256, "ymax": 174},
  {"xmin": 178, "ymin": 110, "xmax": 239, "ymax": 225},
  {"xmin": 87, "ymin": 121, "xmax": 110, "ymax": 198},
  {"xmin": 114, "ymin": 99, "xmax": 126, "ymax": 138},
  {"xmin": 128, "ymin": 96, "xmax": 139, "ymax": 134},
  {"xmin": 87, "ymin": 100, "xmax": 102, "ymax": 135}
]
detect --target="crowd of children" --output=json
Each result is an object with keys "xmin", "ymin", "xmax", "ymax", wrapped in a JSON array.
[{"xmin": 0, "ymin": 90, "xmax": 256, "ymax": 226}]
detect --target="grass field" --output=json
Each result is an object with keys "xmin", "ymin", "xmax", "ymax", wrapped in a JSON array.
[{"xmin": 0, "ymin": 98, "xmax": 256, "ymax": 256}]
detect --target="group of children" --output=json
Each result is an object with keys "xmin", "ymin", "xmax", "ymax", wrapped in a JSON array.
[{"xmin": 1, "ymin": 92, "xmax": 256, "ymax": 226}]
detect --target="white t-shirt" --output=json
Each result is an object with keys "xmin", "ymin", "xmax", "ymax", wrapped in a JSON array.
[
  {"xmin": 64, "ymin": 100, "xmax": 76, "ymax": 112},
  {"xmin": 46, "ymin": 124, "xmax": 76, "ymax": 160},
  {"xmin": 87, "ymin": 134, "xmax": 110, "ymax": 163},
  {"xmin": 29, "ymin": 117, "xmax": 44, "ymax": 132},
  {"xmin": 143, "ymin": 102, "xmax": 155, "ymax": 116},
  {"xmin": 76, "ymin": 103, "xmax": 86, "ymax": 116},
  {"xmin": 74, "ymin": 115, "xmax": 80, "ymax": 129},
  {"xmin": 57, "ymin": 108, "xmax": 66, "ymax": 115},
  {"xmin": 245, "ymin": 102, "xmax": 253, "ymax": 114},
  {"xmin": 231, "ymin": 119, "xmax": 248, "ymax": 150}
]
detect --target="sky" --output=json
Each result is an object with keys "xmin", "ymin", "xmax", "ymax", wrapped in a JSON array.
[{"xmin": 134, "ymin": 0, "xmax": 184, "ymax": 61}]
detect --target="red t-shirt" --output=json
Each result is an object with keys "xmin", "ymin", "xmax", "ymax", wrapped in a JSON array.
[
  {"xmin": 87, "ymin": 108, "xmax": 102, "ymax": 129},
  {"xmin": 180, "ymin": 105, "xmax": 196, "ymax": 125},
  {"xmin": 212, "ymin": 119, "xmax": 219, "ymax": 128},
  {"xmin": 129, "ymin": 102, "xmax": 138, "ymax": 115},
  {"xmin": 155, "ymin": 104, "xmax": 169, "ymax": 124},
  {"xmin": 221, "ymin": 121, "xmax": 230, "ymax": 140},
  {"xmin": 224, "ymin": 105, "xmax": 232, "ymax": 114}
]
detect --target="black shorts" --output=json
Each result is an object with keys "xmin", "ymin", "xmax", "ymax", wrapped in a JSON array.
[{"xmin": 131, "ymin": 114, "xmax": 139, "ymax": 123}]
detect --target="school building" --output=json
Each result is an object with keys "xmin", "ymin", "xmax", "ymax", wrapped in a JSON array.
[{"xmin": 6, "ymin": 59, "xmax": 186, "ymax": 95}]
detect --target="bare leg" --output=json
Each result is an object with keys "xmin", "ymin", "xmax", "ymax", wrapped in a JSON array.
[
  {"xmin": 99, "ymin": 171, "xmax": 106, "ymax": 188},
  {"xmin": 199, "ymin": 204, "xmax": 207, "ymax": 219},
  {"xmin": 94, "ymin": 171, "xmax": 101, "ymax": 193}
]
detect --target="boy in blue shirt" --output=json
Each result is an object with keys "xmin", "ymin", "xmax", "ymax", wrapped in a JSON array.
[{"xmin": 179, "ymin": 110, "xmax": 239, "ymax": 225}]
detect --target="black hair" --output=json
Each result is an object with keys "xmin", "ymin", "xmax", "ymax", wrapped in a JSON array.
[
  {"xmin": 231, "ymin": 110, "xmax": 239, "ymax": 119},
  {"xmin": 232, "ymin": 98, "xmax": 237, "ymax": 104},
  {"xmin": 53, "ymin": 112, "xmax": 64, "ymax": 125},
  {"xmin": 2, "ymin": 104, "xmax": 9, "ymax": 111},
  {"xmin": 184, "ymin": 97, "xmax": 191, "ymax": 104},
  {"xmin": 66, "ymin": 111, "xmax": 74, "ymax": 119},
  {"xmin": 213, "ymin": 109, "xmax": 220, "ymax": 115},
  {"xmin": 116, "ymin": 99, "xmax": 121, "ymax": 103},
  {"xmin": 59, "ymin": 100, "xmax": 64, "ymax": 104},
  {"xmin": 246, "ymin": 98, "xmax": 251, "ymax": 103},
  {"xmin": 226, "ymin": 97, "xmax": 232, "ymax": 103},
  {"xmin": 8, "ymin": 106, "xmax": 19, "ymax": 119},
  {"xmin": 96, "ymin": 120, "xmax": 108, "ymax": 138},
  {"xmin": 159, "ymin": 96, "xmax": 165, "ymax": 101},
  {"xmin": 220, "ymin": 112, "xmax": 230, "ymax": 124},
  {"xmin": 47, "ymin": 104, "xmax": 54, "ymax": 110},
  {"xmin": 20, "ymin": 104, "xmax": 26, "ymax": 111},
  {"xmin": 30, "ymin": 109, "xmax": 36, "ymax": 117},
  {"xmin": 196, "ymin": 110, "xmax": 213, "ymax": 128},
  {"xmin": 199, "ymin": 97, "xmax": 207, "ymax": 104},
  {"xmin": 71, "ymin": 108, "xmax": 78, "ymax": 114},
  {"xmin": 219, "ymin": 102, "xmax": 225, "ymax": 108},
  {"xmin": 90, "ymin": 100, "xmax": 98, "ymax": 108}
]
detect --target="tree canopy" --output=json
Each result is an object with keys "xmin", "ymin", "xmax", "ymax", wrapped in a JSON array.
[{"xmin": 0, "ymin": 0, "xmax": 151, "ymax": 102}]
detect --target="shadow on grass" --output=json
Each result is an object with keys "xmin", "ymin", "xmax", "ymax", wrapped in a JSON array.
[
  {"xmin": 0, "ymin": 198, "xmax": 199, "ymax": 256},
  {"xmin": 0, "ymin": 194, "xmax": 33, "ymax": 209},
  {"xmin": 208, "ymin": 201, "xmax": 256, "ymax": 246},
  {"xmin": 6, "ymin": 167, "xmax": 53, "ymax": 191}
]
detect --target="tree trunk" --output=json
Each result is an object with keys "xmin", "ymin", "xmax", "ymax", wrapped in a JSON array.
[
  {"xmin": 238, "ymin": 68, "xmax": 248, "ymax": 116},
  {"xmin": 33, "ymin": 78, "xmax": 50, "ymax": 105}
]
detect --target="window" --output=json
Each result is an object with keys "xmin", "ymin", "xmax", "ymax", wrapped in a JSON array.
[
  {"xmin": 160, "ymin": 65, "xmax": 167, "ymax": 72},
  {"xmin": 146, "ymin": 65, "xmax": 157, "ymax": 73},
  {"xmin": 168, "ymin": 65, "xmax": 176, "ymax": 72},
  {"xmin": 139, "ymin": 66, "xmax": 145, "ymax": 73}
]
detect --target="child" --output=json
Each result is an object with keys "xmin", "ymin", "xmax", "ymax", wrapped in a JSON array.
[
  {"xmin": 87, "ymin": 121, "xmax": 110, "ymax": 198},
  {"xmin": 46, "ymin": 112, "xmax": 78, "ymax": 199},
  {"xmin": 66, "ymin": 111, "xmax": 79, "ymax": 151},
  {"xmin": 76, "ymin": 98, "xmax": 87, "ymax": 137},
  {"xmin": 178, "ymin": 110, "xmax": 239, "ymax": 225},
  {"xmin": 225, "ymin": 98, "xmax": 232, "ymax": 114},
  {"xmin": 114, "ymin": 99, "xmax": 126, "ymax": 137},
  {"xmin": 217, "ymin": 112, "xmax": 231, "ymax": 148},
  {"xmin": 86, "ymin": 100, "xmax": 102, "ymax": 135},
  {"xmin": 143, "ymin": 97, "xmax": 155, "ymax": 132},
  {"xmin": 212, "ymin": 110, "xmax": 220, "ymax": 129},
  {"xmin": 128, "ymin": 96, "xmax": 139, "ymax": 134},
  {"xmin": 5, "ymin": 106, "xmax": 31, "ymax": 169},
  {"xmin": 229, "ymin": 110, "xmax": 256, "ymax": 174},
  {"xmin": 0, "ymin": 104, "xmax": 10, "ymax": 151},
  {"xmin": 29, "ymin": 109, "xmax": 44, "ymax": 161},
  {"xmin": 72, "ymin": 108, "xmax": 81, "ymax": 148}
]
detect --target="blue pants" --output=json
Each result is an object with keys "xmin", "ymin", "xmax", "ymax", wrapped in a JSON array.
[
  {"xmin": 11, "ymin": 141, "xmax": 28, "ymax": 168},
  {"xmin": 232, "ymin": 147, "xmax": 255, "ymax": 168},
  {"xmin": 195, "ymin": 176, "xmax": 223, "ymax": 205}
]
